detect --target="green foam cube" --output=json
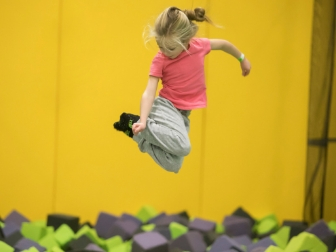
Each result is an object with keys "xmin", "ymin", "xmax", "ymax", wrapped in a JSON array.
[
  {"xmin": 257, "ymin": 214, "xmax": 278, "ymax": 235},
  {"xmin": 169, "ymin": 222, "xmax": 188, "ymax": 239},
  {"xmin": 75, "ymin": 225, "xmax": 104, "ymax": 246},
  {"xmin": 215, "ymin": 222, "xmax": 225, "ymax": 234},
  {"xmin": 265, "ymin": 245, "xmax": 284, "ymax": 252},
  {"xmin": 270, "ymin": 226, "xmax": 290, "ymax": 249},
  {"xmin": 22, "ymin": 247, "xmax": 39, "ymax": 252},
  {"xmin": 141, "ymin": 223, "xmax": 156, "ymax": 232},
  {"xmin": 39, "ymin": 233, "xmax": 59, "ymax": 250},
  {"xmin": 21, "ymin": 222, "xmax": 47, "ymax": 242},
  {"xmin": 284, "ymin": 232, "xmax": 327, "ymax": 252},
  {"xmin": 328, "ymin": 221, "xmax": 336, "ymax": 233},
  {"xmin": 50, "ymin": 246, "xmax": 64, "ymax": 252},
  {"xmin": 54, "ymin": 224, "xmax": 75, "ymax": 246},
  {"xmin": 104, "ymin": 235, "xmax": 123, "ymax": 251},
  {"xmin": 109, "ymin": 242, "xmax": 131, "ymax": 252},
  {"xmin": 0, "ymin": 221, "xmax": 5, "ymax": 228},
  {"xmin": 0, "ymin": 241, "xmax": 14, "ymax": 252},
  {"xmin": 136, "ymin": 205, "xmax": 157, "ymax": 223}
]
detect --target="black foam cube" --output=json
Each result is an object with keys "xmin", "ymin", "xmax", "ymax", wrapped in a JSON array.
[
  {"xmin": 3, "ymin": 231, "xmax": 23, "ymax": 247},
  {"xmin": 282, "ymin": 220, "xmax": 308, "ymax": 239},
  {"xmin": 154, "ymin": 226, "xmax": 172, "ymax": 240},
  {"xmin": 132, "ymin": 231, "xmax": 169, "ymax": 252},
  {"xmin": 231, "ymin": 207, "xmax": 255, "ymax": 226},
  {"xmin": 170, "ymin": 231, "xmax": 207, "ymax": 252},
  {"xmin": 95, "ymin": 212, "xmax": 118, "ymax": 239},
  {"xmin": 47, "ymin": 213, "xmax": 79, "ymax": 233},
  {"xmin": 68, "ymin": 235, "xmax": 92, "ymax": 251}
]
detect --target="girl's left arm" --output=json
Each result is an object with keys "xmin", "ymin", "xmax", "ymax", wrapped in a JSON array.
[{"xmin": 209, "ymin": 39, "xmax": 251, "ymax": 77}]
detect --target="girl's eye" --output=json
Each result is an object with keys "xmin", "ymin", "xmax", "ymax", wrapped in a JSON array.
[{"xmin": 168, "ymin": 48, "xmax": 176, "ymax": 51}]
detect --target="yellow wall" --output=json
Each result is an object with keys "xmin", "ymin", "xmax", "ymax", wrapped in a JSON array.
[{"xmin": 0, "ymin": 0, "xmax": 313, "ymax": 224}]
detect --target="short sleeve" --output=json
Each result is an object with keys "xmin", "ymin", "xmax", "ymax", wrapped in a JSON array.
[
  {"xmin": 199, "ymin": 38, "xmax": 211, "ymax": 55},
  {"xmin": 149, "ymin": 53, "xmax": 164, "ymax": 78}
]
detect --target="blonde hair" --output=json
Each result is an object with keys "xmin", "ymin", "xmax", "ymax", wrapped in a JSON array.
[{"xmin": 144, "ymin": 7, "xmax": 213, "ymax": 52}]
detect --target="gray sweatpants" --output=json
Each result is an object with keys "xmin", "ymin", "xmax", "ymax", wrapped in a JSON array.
[{"xmin": 133, "ymin": 96, "xmax": 191, "ymax": 173}]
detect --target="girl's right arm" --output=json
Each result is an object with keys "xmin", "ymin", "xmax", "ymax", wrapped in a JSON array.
[{"xmin": 132, "ymin": 75, "xmax": 159, "ymax": 135}]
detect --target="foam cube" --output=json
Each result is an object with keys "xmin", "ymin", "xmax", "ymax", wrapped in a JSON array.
[
  {"xmin": 47, "ymin": 214, "xmax": 79, "ymax": 233},
  {"xmin": 247, "ymin": 237, "xmax": 276, "ymax": 252},
  {"xmin": 38, "ymin": 233, "xmax": 59, "ymax": 250},
  {"xmin": 132, "ymin": 231, "xmax": 169, "ymax": 252},
  {"xmin": 68, "ymin": 235, "xmax": 92, "ymax": 251},
  {"xmin": 170, "ymin": 231, "xmax": 207, "ymax": 252},
  {"xmin": 4, "ymin": 210, "xmax": 30, "ymax": 226},
  {"xmin": 109, "ymin": 219, "xmax": 140, "ymax": 241},
  {"xmin": 21, "ymin": 222, "xmax": 47, "ymax": 242},
  {"xmin": 282, "ymin": 220, "xmax": 308, "ymax": 239},
  {"xmin": 2, "ymin": 222, "xmax": 21, "ymax": 238},
  {"xmin": 85, "ymin": 243, "xmax": 105, "ymax": 251},
  {"xmin": 189, "ymin": 218, "xmax": 216, "ymax": 233},
  {"xmin": 121, "ymin": 213, "xmax": 142, "ymax": 226},
  {"xmin": 209, "ymin": 235, "xmax": 244, "ymax": 252},
  {"xmin": 95, "ymin": 212, "xmax": 118, "ymax": 239},
  {"xmin": 0, "ymin": 241, "xmax": 14, "ymax": 252},
  {"xmin": 284, "ymin": 232, "xmax": 327, "ymax": 252},
  {"xmin": 136, "ymin": 205, "xmax": 158, "ymax": 223},
  {"xmin": 270, "ymin": 226, "xmax": 290, "ymax": 249},
  {"xmin": 14, "ymin": 238, "xmax": 46, "ymax": 252},
  {"xmin": 148, "ymin": 212, "xmax": 167, "ymax": 224},
  {"xmin": 104, "ymin": 235, "xmax": 123, "ymax": 251},
  {"xmin": 3, "ymin": 231, "xmax": 23, "ymax": 246},
  {"xmin": 265, "ymin": 246, "xmax": 284, "ymax": 252},
  {"xmin": 169, "ymin": 222, "xmax": 188, "ymax": 239},
  {"xmin": 232, "ymin": 207, "xmax": 256, "ymax": 226},
  {"xmin": 54, "ymin": 224, "xmax": 75, "ymax": 247},
  {"xmin": 153, "ymin": 226, "xmax": 171, "ymax": 240},
  {"xmin": 256, "ymin": 214, "xmax": 278, "ymax": 237},
  {"xmin": 232, "ymin": 235, "xmax": 253, "ymax": 247},
  {"xmin": 154, "ymin": 214, "xmax": 189, "ymax": 227},
  {"xmin": 223, "ymin": 215, "xmax": 253, "ymax": 237}
]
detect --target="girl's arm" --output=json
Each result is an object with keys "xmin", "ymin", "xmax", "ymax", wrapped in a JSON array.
[
  {"xmin": 209, "ymin": 39, "xmax": 251, "ymax": 77},
  {"xmin": 132, "ymin": 75, "xmax": 159, "ymax": 135}
]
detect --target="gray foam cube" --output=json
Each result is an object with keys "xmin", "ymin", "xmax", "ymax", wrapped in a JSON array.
[
  {"xmin": 246, "ymin": 237, "xmax": 276, "ymax": 252},
  {"xmin": 95, "ymin": 211, "xmax": 118, "ymax": 239},
  {"xmin": 189, "ymin": 218, "xmax": 216, "ymax": 233},
  {"xmin": 209, "ymin": 235, "xmax": 244, "ymax": 252},
  {"xmin": 223, "ymin": 215, "xmax": 252, "ymax": 237},
  {"xmin": 110, "ymin": 219, "xmax": 140, "ymax": 240},
  {"xmin": 132, "ymin": 231, "xmax": 169, "ymax": 252},
  {"xmin": 170, "ymin": 231, "xmax": 207, "ymax": 252},
  {"xmin": 121, "ymin": 213, "xmax": 142, "ymax": 227},
  {"xmin": 85, "ymin": 243, "xmax": 105, "ymax": 251},
  {"xmin": 232, "ymin": 235, "xmax": 252, "ymax": 246},
  {"xmin": 15, "ymin": 238, "xmax": 46, "ymax": 252},
  {"xmin": 4, "ymin": 210, "xmax": 29, "ymax": 226},
  {"xmin": 3, "ymin": 222, "xmax": 21, "ymax": 238}
]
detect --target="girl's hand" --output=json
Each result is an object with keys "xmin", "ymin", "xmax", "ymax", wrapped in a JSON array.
[
  {"xmin": 241, "ymin": 58, "xmax": 251, "ymax": 77},
  {"xmin": 132, "ymin": 122, "xmax": 146, "ymax": 136}
]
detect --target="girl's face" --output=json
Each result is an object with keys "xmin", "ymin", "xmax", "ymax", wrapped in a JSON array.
[{"xmin": 156, "ymin": 40, "xmax": 188, "ymax": 59}]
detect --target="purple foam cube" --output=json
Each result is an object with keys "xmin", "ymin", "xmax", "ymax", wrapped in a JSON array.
[
  {"xmin": 110, "ymin": 219, "xmax": 140, "ymax": 240},
  {"xmin": 232, "ymin": 235, "xmax": 252, "ymax": 246},
  {"xmin": 154, "ymin": 214, "xmax": 189, "ymax": 227},
  {"xmin": 95, "ymin": 212, "xmax": 118, "ymax": 239},
  {"xmin": 85, "ymin": 243, "xmax": 104, "ymax": 251},
  {"xmin": 132, "ymin": 231, "xmax": 169, "ymax": 252},
  {"xmin": 3, "ymin": 222, "xmax": 21, "ymax": 238},
  {"xmin": 170, "ymin": 231, "xmax": 207, "ymax": 252},
  {"xmin": 189, "ymin": 218, "xmax": 216, "ymax": 233},
  {"xmin": 232, "ymin": 207, "xmax": 256, "ymax": 226},
  {"xmin": 15, "ymin": 238, "xmax": 46, "ymax": 252},
  {"xmin": 148, "ymin": 212, "xmax": 167, "ymax": 224},
  {"xmin": 306, "ymin": 219, "xmax": 334, "ymax": 240},
  {"xmin": 209, "ymin": 235, "xmax": 244, "ymax": 252},
  {"xmin": 246, "ymin": 237, "xmax": 276, "ymax": 252},
  {"xmin": 223, "ymin": 215, "xmax": 252, "ymax": 237},
  {"xmin": 121, "ymin": 213, "xmax": 142, "ymax": 226},
  {"xmin": 4, "ymin": 210, "xmax": 29, "ymax": 226}
]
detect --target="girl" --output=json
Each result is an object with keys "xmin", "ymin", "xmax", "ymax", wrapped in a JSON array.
[{"xmin": 114, "ymin": 7, "xmax": 251, "ymax": 173}]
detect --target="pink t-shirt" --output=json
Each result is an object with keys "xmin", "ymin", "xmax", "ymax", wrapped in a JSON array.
[{"xmin": 149, "ymin": 38, "xmax": 211, "ymax": 110}]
